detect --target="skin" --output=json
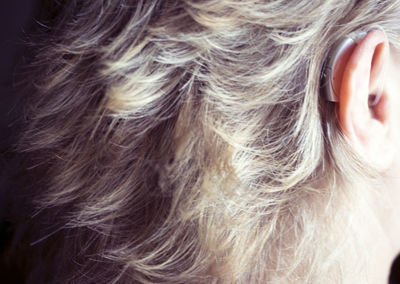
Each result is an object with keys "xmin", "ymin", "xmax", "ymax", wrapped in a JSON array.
[{"xmin": 336, "ymin": 29, "xmax": 400, "ymax": 283}]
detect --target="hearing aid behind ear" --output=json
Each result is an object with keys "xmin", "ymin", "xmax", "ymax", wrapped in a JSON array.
[{"xmin": 320, "ymin": 30, "xmax": 367, "ymax": 102}]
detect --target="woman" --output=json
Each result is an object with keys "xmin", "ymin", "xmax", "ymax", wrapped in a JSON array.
[{"xmin": 8, "ymin": 0, "xmax": 400, "ymax": 283}]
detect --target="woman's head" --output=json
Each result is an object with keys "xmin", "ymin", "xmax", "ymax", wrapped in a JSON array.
[{"xmin": 19, "ymin": 0, "xmax": 400, "ymax": 283}]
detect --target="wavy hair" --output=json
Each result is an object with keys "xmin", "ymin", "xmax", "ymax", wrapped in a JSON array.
[{"xmin": 17, "ymin": 0, "xmax": 400, "ymax": 283}]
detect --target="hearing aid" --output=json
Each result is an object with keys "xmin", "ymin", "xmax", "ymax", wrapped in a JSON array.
[
  {"xmin": 321, "ymin": 27, "xmax": 387, "ymax": 105},
  {"xmin": 320, "ymin": 30, "xmax": 368, "ymax": 102}
]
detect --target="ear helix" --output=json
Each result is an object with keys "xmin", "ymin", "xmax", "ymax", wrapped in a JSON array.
[
  {"xmin": 320, "ymin": 30, "xmax": 367, "ymax": 102},
  {"xmin": 320, "ymin": 27, "xmax": 386, "ymax": 104}
]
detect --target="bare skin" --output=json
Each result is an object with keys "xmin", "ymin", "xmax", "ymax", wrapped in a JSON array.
[{"xmin": 335, "ymin": 29, "xmax": 400, "ymax": 283}]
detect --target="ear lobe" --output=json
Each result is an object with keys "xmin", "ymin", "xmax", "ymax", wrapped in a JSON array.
[{"xmin": 337, "ymin": 29, "xmax": 392, "ymax": 169}]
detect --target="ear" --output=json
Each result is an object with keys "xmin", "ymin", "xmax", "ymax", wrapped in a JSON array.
[{"xmin": 337, "ymin": 29, "xmax": 393, "ymax": 170}]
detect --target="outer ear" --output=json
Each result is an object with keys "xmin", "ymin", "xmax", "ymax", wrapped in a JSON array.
[{"xmin": 337, "ymin": 29, "xmax": 392, "ymax": 170}]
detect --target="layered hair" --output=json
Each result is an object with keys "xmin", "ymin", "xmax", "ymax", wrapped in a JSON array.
[{"xmin": 17, "ymin": 0, "xmax": 400, "ymax": 283}]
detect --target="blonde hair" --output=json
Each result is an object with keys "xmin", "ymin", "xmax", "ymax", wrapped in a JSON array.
[{"xmin": 18, "ymin": 0, "xmax": 400, "ymax": 283}]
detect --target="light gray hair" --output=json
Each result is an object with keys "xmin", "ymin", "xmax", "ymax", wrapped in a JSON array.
[{"xmin": 18, "ymin": 0, "xmax": 400, "ymax": 283}]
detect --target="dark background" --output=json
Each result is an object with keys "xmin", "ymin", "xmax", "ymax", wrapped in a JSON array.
[
  {"xmin": 0, "ymin": 1, "xmax": 39, "ymax": 150},
  {"xmin": 0, "ymin": 1, "xmax": 399, "ymax": 283}
]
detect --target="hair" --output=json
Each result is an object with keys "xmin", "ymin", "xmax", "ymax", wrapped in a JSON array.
[{"xmin": 14, "ymin": 0, "xmax": 400, "ymax": 283}]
